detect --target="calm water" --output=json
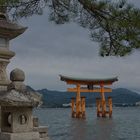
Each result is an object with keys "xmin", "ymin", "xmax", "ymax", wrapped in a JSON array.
[{"xmin": 34, "ymin": 107, "xmax": 140, "ymax": 140}]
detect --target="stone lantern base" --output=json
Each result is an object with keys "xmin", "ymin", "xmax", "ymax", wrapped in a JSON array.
[
  {"xmin": 0, "ymin": 131, "xmax": 40, "ymax": 140},
  {"xmin": 0, "ymin": 124, "xmax": 50, "ymax": 140},
  {"xmin": 0, "ymin": 106, "xmax": 49, "ymax": 140},
  {"xmin": 0, "ymin": 125, "xmax": 49, "ymax": 140}
]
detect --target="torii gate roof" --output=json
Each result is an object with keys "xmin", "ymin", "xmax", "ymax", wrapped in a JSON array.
[{"xmin": 60, "ymin": 75, "xmax": 118, "ymax": 85}]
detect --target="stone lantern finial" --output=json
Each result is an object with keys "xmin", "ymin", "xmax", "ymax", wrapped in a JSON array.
[
  {"xmin": 8, "ymin": 68, "xmax": 26, "ymax": 91},
  {"xmin": 10, "ymin": 68, "xmax": 25, "ymax": 82}
]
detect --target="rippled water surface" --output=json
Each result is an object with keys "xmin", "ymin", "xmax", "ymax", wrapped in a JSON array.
[{"xmin": 34, "ymin": 107, "xmax": 140, "ymax": 140}]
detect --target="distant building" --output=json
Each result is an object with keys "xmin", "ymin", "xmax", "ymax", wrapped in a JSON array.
[{"xmin": 62, "ymin": 103, "xmax": 72, "ymax": 108}]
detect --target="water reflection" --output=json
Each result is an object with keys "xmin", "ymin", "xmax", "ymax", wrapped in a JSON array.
[
  {"xmin": 94, "ymin": 118, "xmax": 115, "ymax": 140},
  {"xmin": 34, "ymin": 107, "xmax": 140, "ymax": 140},
  {"xmin": 68, "ymin": 118, "xmax": 115, "ymax": 140},
  {"xmin": 69, "ymin": 119, "xmax": 87, "ymax": 140}
]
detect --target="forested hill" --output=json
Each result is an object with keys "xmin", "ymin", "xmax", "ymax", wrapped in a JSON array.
[{"xmin": 30, "ymin": 87, "xmax": 140, "ymax": 108}]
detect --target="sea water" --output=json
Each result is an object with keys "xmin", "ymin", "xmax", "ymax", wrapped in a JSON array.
[{"xmin": 34, "ymin": 107, "xmax": 140, "ymax": 140}]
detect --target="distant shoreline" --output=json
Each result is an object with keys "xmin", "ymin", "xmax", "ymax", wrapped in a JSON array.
[{"xmin": 40, "ymin": 104, "xmax": 140, "ymax": 109}]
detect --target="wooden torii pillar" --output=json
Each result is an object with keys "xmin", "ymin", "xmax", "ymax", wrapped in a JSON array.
[{"xmin": 60, "ymin": 75, "xmax": 118, "ymax": 119}]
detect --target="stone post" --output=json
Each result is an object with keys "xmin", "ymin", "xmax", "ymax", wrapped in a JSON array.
[
  {"xmin": 0, "ymin": 12, "xmax": 27, "ymax": 90},
  {"xmin": 0, "ymin": 12, "xmax": 27, "ymax": 132}
]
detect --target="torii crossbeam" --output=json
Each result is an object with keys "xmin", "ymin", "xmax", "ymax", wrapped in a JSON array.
[{"xmin": 60, "ymin": 75, "xmax": 118, "ymax": 119}]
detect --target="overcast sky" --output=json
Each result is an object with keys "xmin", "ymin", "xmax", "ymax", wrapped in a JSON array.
[{"xmin": 7, "ymin": 0, "xmax": 140, "ymax": 91}]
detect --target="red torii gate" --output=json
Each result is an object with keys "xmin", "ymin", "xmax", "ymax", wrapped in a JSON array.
[{"xmin": 60, "ymin": 75, "xmax": 118, "ymax": 119}]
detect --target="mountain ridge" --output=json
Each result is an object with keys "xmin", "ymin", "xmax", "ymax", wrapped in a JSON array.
[{"xmin": 25, "ymin": 87, "xmax": 140, "ymax": 108}]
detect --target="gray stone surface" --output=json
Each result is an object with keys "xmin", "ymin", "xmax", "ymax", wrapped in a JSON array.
[
  {"xmin": 33, "ymin": 126, "xmax": 49, "ymax": 139},
  {"xmin": 0, "ymin": 68, "xmax": 42, "ymax": 107},
  {"xmin": 0, "ymin": 131, "xmax": 40, "ymax": 140},
  {"xmin": 33, "ymin": 116, "xmax": 39, "ymax": 127},
  {"xmin": 10, "ymin": 68, "xmax": 25, "ymax": 82},
  {"xmin": 0, "ymin": 12, "xmax": 27, "ymax": 40},
  {"xmin": 0, "ymin": 90, "xmax": 42, "ymax": 107},
  {"xmin": 1, "ymin": 107, "xmax": 33, "ymax": 133},
  {"xmin": 0, "ymin": 12, "xmax": 26, "ymax": 90},
  {"xmin": 40, "ymin": 138, "xmax": 50, "ymax": 140},
  {"xmin": 0, "ymin": 48, "xmax": 14, "ymax": 88}
]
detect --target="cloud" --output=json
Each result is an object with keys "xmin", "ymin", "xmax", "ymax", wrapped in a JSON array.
[{"xmin": 7, "ymin": 0, "xmax": 140, "ymax": 91}]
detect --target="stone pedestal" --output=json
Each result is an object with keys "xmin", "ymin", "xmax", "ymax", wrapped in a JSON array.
[
  {"xmin": 0, "ymin": 131, "xmax": 40, "ymax": 140},
  {"xmin": 0, "ymin": 12, "xmax": 27, "ymax": 91},
  {"xmin": 1, "ymin": 107, "xmax": 33, "ymax": 133},
  {"xmin": 0, "ymin": 69, "xmax": 49, "ymax": 140},
  {"xmin": 34, "ymin": 126, "xmax": 49, "ymax": 140},
  {"xmin": 0, "ymin": 38, "xmax": 15, "ymax": 90}
]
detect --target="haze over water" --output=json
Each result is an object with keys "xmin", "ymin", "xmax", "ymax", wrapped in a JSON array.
[{"xmin": 34, "ymin": 107, "xmax": 140, "ymax": 140}]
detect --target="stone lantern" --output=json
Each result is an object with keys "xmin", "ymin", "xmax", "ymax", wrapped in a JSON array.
[
  {"xmin": 0, "ymin": 68, "xmax": 49, "ymax": 140},
  {"xmin": 0, "ymin": 11, "xmax": 49, "ymax": 140},
  {"xmin": 0, "ymin": 12, "xmax": 27, "ymax": 91}
]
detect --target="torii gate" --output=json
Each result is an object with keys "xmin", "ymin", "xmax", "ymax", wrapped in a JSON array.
[{"xmin": 59, "ymin": 75, "xmax": 118, "ymax": 119}]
